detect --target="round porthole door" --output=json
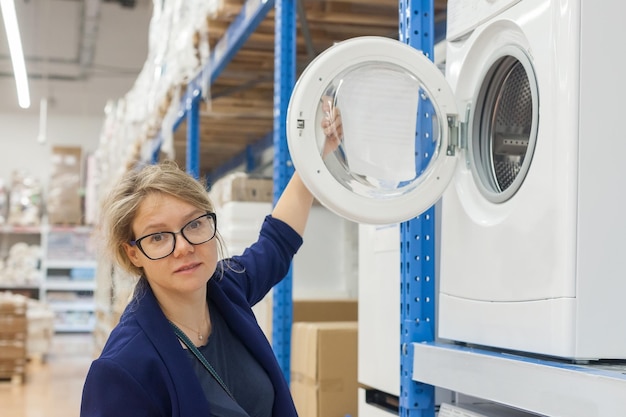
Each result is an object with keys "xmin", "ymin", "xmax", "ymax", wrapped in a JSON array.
[{"xmin": 287, "ymin": 36, "xmax": 459, "ymax": 224}]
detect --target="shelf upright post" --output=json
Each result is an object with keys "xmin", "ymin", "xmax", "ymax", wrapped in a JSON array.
[
  {"xmin": 186, "ymin": 88, "xmax": 202, "ymax": 178},
  {"xmin": 398, "ymin": 0, "xmax": 436, "ymax": 416},
  {"xmin": 151, "ymin": 132, "xmax": 161, "ymax": 164},
  {"xmin": 272, "ymin": 0, "xmax": 297, "ymax": 382}
]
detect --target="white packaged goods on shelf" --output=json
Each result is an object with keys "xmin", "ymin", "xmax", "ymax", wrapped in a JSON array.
[
  {"xmin": 25, "ymin": 299, "xmax": 54, "ymax": 361},
  {"xmin": 96, "ymin": 0, "xmax": 222, "ymax": 171},
  {"xmin": 46, "ymin": 146, "xmax": 84, "ymax": 225},
  {"xmin": 217, "ymin": 201, "xmax": 273, "ymax": 223},
  {"xmin": 216, "ymin": 201, "xmax": 272, "ymax": 258},
  {"xmin": 54, "ymin": 310, "xmax": 95, "ymax": 332},
  {"xmin": 84, "ymin": 153, "xmax": 98, "ymax": 226},
  {"xmin": 0, "ymin": 179, "xmax": 7, "ymax": 225},
  {"xmin": 0, "ymin": 243, "xmax": 41, "ymax": 286},
  {"xmin": 46, "ymin": 229, "xmax": 95, "ymax": 261},
  {"xmin": 7, "ymin": 170, "xmax": 43, "ymax": 227}
]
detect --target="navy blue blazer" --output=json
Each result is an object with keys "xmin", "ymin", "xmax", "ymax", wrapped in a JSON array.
[{"xmin": 80, "ymin": 216, "xmax": 303, "ymax": 417}]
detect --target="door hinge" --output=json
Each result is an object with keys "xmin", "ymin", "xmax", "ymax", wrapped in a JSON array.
[{"xmin": 446, "ymin": 115, "xmax": 460, "ymax": 156}]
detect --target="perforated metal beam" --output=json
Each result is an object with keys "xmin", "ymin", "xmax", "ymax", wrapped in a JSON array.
[
  {"xmin": 399, "ymin": 1, "xmax": 437, "ymax": 416},
  {"xmin": 272, "ymin": 0, "xmax": 297, "ymax": 382}
]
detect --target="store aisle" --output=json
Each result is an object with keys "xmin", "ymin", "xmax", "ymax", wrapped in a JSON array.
[{"xmin": 0, "ymin": 333, "xmax": 94, "ymax": 417}]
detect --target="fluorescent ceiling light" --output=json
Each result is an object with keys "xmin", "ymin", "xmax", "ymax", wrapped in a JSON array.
[{"xmin": 1, "ymin": 0, "xmax": 30, "ymax": 109}]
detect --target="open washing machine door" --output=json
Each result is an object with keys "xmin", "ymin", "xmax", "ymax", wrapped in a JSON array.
[{"xmin": 287, "ymin": 36, "xmax": 459, "ymax": 224}]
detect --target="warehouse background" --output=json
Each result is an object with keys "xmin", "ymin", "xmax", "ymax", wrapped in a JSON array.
[
  {"xmin": 0, "ymin": 0, "xmax": 151, "ymax": 187},
  {"xmin": 0, "ymin": 0, "xmax": 444, "ymax": 416}
]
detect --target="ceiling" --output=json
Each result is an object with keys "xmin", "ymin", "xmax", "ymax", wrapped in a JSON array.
[
  {"xmin": 0, "ymin": 0, "xmax": 152, "ymax": 116},
  {"xmin": 0, "ymin": 0, "xmax": 446, "ymax": 180}
]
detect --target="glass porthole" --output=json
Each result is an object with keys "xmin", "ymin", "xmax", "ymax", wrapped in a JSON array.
[{"xmin": 316, "ymin": 61, "xmax": 441, "ymax": 201}]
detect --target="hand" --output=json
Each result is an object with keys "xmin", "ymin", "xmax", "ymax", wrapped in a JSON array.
[{"xmin": 320, "ymin": 95, "xmax": 343, "ymax": 157}]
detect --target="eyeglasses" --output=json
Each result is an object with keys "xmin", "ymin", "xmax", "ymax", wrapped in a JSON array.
[{"xmin": 130, "ymin": 213, "xmax": 217, "ymax": 260}]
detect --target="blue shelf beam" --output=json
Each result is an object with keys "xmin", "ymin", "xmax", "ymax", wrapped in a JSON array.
[
  {"xmin": 399, "ymin": 0, "xmax": 437, "ymax": 416},
  {"xmin": 271, "ymin": 0, "xmax": 297, "ymax": 382},
  {"xmin": 186, "ymin": 89, "xmax": 201, "ymax": 178},
  {"xmin": 205, "ymin": 132, "xmax": 274, "ymax": 186}
]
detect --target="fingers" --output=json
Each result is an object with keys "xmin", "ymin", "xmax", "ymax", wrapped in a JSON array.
[
  {"xmin": 320, "ymin": 95, "xmax": 343, "ymax": 157},
  {"xmin": 321, "ymin": 100, "xmax": 343, "ymax": 138},
  {"xmin": 322, "ymin": 111, "xmax": 342, "ymax": 139}
]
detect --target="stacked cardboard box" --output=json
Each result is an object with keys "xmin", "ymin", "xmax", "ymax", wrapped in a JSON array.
[
  {"xmin": 0, "ymin": 293, "xmax": 28, "ymax": 383},
  {"xmin": 46, "ymin": 146, "xmax": 83, "ymax": 225},
  {"xmin": 255, "ymin": 297, "xmax": 358, "ymax": 344},
  {"xmin": 265, "ymin": 299, "xmax": 359, "ymax": 417},
  {"xmin": 291, "ymin": 321, "xmax": 358, "ymax": 417},
  {"xmin": 26, "ymin": 299, "xmax": 55, "ymax": 362},
  {"xmin": 208, "ymin": 172, "xmax": 274, "ymax": 209}
]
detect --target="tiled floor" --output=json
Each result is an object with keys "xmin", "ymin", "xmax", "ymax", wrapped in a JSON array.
[{"xmin": 0, "ymin": 333, "xmax": 94, "ymax": 417}]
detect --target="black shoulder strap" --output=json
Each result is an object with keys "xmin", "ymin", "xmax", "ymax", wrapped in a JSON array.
[{"xmin": 169, "ymin": 321, "xmax": 235, "ymax": 400}]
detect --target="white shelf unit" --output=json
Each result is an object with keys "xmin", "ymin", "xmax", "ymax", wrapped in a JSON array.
[
  {"xmin": 41, "ymin": 226, "xmax": 97, "ymax": 333},
  {"xmin": 0, "ymin": 224, "xmax": 44, "ymax": 299},
  {"xmin": 412, "ymin": 342, "xmax": 626, "ymax": 416}
]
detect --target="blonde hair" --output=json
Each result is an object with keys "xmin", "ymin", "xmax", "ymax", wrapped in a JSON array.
[{"xmin": 98, "ymin": 160, "xmax": 226, "ymax": 278}]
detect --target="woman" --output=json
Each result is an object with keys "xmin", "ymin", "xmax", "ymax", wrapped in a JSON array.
[{"xmin": 81, "ymin": 103, "xmax": 342, "ymax": 417}]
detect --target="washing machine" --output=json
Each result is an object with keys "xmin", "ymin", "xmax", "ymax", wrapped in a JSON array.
[{"xmin": 286, "ymin": 0, "xmax": 626, "ymax": 360}]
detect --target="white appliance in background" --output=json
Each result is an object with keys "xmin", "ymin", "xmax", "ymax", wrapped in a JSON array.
[
  {"xmin": 213, "ymin": 200, "xmax": 358, "ymax": 340},
  {"xmin": 214, "ymin": 200, "xmax": 358, "ymax": 299},
  {"xmin": 358, "ymin": 388, "xmax": 398, "ymax": 417},
  {"xmin": 357, "ymin": 223, "xmax": 400, "ymax": 414},
  {"xmin": 439, "ymin": 402, "xmax": 540, "ymax": 417},
  {"xmin": 286, "ymin": 1, "xmax": 626, "ymax": 360}
]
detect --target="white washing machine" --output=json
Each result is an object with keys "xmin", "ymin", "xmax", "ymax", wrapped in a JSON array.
[
  {"xmin": 438, "ymin": 0, "xmax": 626, "ymax": 360},
  {"xmin": 286, "ymin": 0, "xmax": 626, "ymax": 361}
]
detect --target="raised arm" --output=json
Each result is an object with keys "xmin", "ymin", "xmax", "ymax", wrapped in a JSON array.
[
  {"xmin": 270, "ymin": 172, "xmax": 315, "ymax": 237},
  {"xmin": 272, "ymin": 95, "xmax": 343, "ymax": 236}
]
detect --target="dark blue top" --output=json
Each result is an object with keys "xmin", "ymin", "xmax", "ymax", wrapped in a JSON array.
[
  {"xmin": 80, "ymin": 215, "xmax": 302, "ymax": 417},
  {"xmin": 186, "ymin": 299, "xmax": 274, "ymax": 417}
]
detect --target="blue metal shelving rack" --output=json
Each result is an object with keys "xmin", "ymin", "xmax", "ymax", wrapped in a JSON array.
[
  {"xmin": 398, "ymin": 1, "xmax": 436, "ymax": 416},
  {"xmin": 159, "ymin": 0, "xmax": 438, "ymax": 411},
  {"xmin": 155, "ymin": 0, "xmax": 277, "ymax": 180},
  {"xmin": 271, "ymin": 0, "xmax": 297, "ymax": 381}
]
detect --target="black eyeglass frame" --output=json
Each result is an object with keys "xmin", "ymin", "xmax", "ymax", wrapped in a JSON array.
[{"xmin": 130, "ymin": 212, "xmax": 217, "ymax": 260}]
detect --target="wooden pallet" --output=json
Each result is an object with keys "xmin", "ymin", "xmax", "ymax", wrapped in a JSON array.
[
  {"xmin": 0, "ymin": 294, "xmax": 28, "ymax": 384},
  {"xmin": 0, "ymin": 345, "xmax": 27, "ymax": 385}
]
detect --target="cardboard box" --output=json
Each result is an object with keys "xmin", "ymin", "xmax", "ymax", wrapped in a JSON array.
[
  {"xmin": 47, "ymin": 146, "xmax": 83, "ymax": 225},
  {"xmin": 291, "ymin": 321, "xmax": 358, "ymax": 417},
  {"xmin": 293, "ymin": 299, "xmax": 358, "ymax": 322},
  {"xmin": 253, "ymin": 297, "xmax": 358, "ymax": 343},
  {"xmin": 209, "ymin": 172, "xmax": 273, "ymax": 207}
]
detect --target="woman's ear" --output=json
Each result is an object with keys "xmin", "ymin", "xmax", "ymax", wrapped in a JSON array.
[{"xmin": 124, "ymin": 242, "xmax": 143, "ymax": 268}]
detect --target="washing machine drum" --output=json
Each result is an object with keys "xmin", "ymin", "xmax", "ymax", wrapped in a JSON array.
[{"xmin": 470, "ymin": 54, "xmax": 538, "ymax": 203}]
